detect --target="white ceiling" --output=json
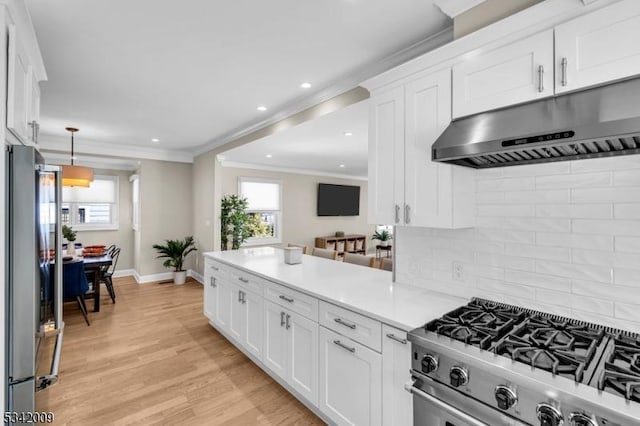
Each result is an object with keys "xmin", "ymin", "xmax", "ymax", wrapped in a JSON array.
[
  {"xmin": 221, "ymin": 99, "xmax": 369, "ymax": 178},
  {"xmin": 26, "ymin": 0, "xmax": 450, "ymax": 155}
]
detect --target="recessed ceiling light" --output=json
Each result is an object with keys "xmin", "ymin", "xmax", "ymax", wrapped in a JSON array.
[
  {"xmin": 344, "ymin": 132, "xmax": 353, "ymax": 137},
  {"xmin": 265, "ymin": 154, "xmax": 273, "ymax": 158},
  {"xmin": 339, "ymin": 164, "xmax": 345, "ymax": 168},
  {"xmin": 257, "ymin": 105, "xmax": 267, "ymax": 112},
  {"xmin": 151, "ymin": 138, "xmax": 160, "ymax": 142},
  {"xmin": 300, "ymin": 82, "xmax": 312, "ymax": 89}
]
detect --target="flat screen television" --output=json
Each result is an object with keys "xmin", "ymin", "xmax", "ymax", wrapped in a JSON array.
[{"xmin": 317, "ymin": 183, "xmax": 360, "ymax": 216}]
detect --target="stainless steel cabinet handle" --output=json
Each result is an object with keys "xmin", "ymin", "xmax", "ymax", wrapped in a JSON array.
[
  {"xmin": 334, "ymin": 317, "xmax": 356, "ymax": 330},
  {"xmin": 238, "ymin": 290, "xmax": 243, "ymax": 303},
  {"xmin": 333, "ymin": 340, "xmax": 356, "ymax": 353},
  {"xmin": 241, "ymin": 291, "xmax": 246, "ymax": 304},
  {"xmin": 30, "ymin": 121, "xmax": 35, "ymax": 142},
  {"xmin": 285, "ymin": 314, "xmax": 291, "ymax": 330},
  {"xmin": 386, "ymin": 333, "xmax": 407, "ymax": 345},
  {"xmin": 537, "ymin": 65, "xmax": 544, "ymax": 93},
  {"xmin": 280, "ymin": 311, "xmax": 286, "ymax": 327},
  {"xmin": 561, "ymin": 57, "xmax": 568, "ymax": 87},
  {"xmin": 404, "ymin": 204, "xmax": 411, "ymax": 225},
  {"xmin": 394, "ymin": 204, "xmax": 400, "ymax": 224},
  {"xmin": 405, "ymin": 381, "xmax": 488, "ymax": 426},
  {"xmin": 238, "ymin": 277, "xmax": 249, "ymax": 283},
  {"xmin": 210, "ymin": 276, "xmax": 217, "ymax": 288},
  {"xmin": 279, "ymin": 295, "xmax": 294, "ymax": 303}
]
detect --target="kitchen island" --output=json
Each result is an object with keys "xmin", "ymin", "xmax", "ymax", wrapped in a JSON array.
[{"xmin": 203, "ymin": 247, "xmax": 466, "ymax": 426}]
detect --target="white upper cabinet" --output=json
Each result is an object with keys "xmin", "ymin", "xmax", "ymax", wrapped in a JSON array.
[
  {"xmin": 555, "ymin": 0, "xmax": 640, "ymax": 94},
  {"xmin": 452, "ymin": 29, "xmax": 554, "ymax": 118},
  {"xmin": 368, "ymin": 69, "xmax": 475, "ymax": 229},
  {"xmin": 7, "ymin": 24, "xmax": 31, "ymax": 144},
  {"xmin": 30, "ymin": 73, "xmax": 41, "ymax": 143}
]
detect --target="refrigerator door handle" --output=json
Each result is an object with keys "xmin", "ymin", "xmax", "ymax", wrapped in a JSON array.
[{"xmin": 36, "ymin": 327, "xmax": 63, "ymax": 391}]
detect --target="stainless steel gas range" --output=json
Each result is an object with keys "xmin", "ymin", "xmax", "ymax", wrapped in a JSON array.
[{"xmin": 406, "ymin": 298, "xmax": 640, "ymax": 426}]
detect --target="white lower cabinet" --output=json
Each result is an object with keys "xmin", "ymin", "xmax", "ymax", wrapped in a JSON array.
[
  {"xmin": 382, "ymin": 325, "xmax": 412, "ymax": 426},
  {"xmin": 319, "ymin": 326, "xmax": 382, "ymax": 426},
  {"xmin": 263, "ymin": 300, "xmax": 319, "ymax": 405},
  {"xmin": 227, "ymin": 281, "xmax": 263, "ymax": 359}
]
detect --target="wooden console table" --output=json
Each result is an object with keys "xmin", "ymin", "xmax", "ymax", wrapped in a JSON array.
[{"xmin": 315, "ymin": 234, "xmax": 367, "ymax": 257}]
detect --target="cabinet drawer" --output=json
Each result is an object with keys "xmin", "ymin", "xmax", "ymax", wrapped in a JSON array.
[
  {"xmin": 319, "ymin": 301, "xmax": 382, "ymax": 352},
  {"xmin": 204, "ymin": 258, "xmax": 229, "ymax": 280},
  {"xmin": 227, "ymin": 267, "xmax": 264, "ymax": 296},
  {"xmin": 264, "ymin": 281, "xmax": 318, "ymax": 321}
]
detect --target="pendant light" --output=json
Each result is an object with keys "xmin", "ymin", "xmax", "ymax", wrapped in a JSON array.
[{"xmin": 62, "ymin": 127, "xmax": 94, "ymax": 187}]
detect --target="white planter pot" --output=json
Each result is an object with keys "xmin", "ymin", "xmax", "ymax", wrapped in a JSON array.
[
  {"xmin": 379, "ymin": 240, "xmax": 389, "ymax": 247},
  {"xmin": 67, "ymin": 244, "xmax": 76, "ymax": 255},
  {"xmin": 173, "ymin": 271, "xmax": 187, "ymax": 285}
]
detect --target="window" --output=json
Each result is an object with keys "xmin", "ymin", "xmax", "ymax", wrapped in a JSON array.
[
  {"xmin": 238, "ymin": 177, "xmax": 282, "ymax": 245},
  {"xmin": 62, "ymin": 175, "xmax": 119, "ymax": 231}
]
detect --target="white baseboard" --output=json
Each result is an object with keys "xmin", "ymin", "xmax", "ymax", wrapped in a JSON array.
[
  {"xmin": 133, "ymin": 271, "xmax": 174, "ymax": 284},
  {"xmin": 113, "ymin": 269, "xmax": 135, "ymax": 278},
  {"xmin": 188, "ymin": 269, "xmax": 204, "ymax": 284}
]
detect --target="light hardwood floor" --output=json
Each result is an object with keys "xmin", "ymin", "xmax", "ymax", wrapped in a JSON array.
[{"xmin": 39, "ymin": 276, "xmax": 324, "ymax": 426}]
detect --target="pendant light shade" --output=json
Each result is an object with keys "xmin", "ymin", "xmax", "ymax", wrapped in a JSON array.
[{"xmin": 62, "ymin": 127, "xmax": 94, "ymax": 187}]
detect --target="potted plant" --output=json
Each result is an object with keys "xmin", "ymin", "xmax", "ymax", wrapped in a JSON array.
[
  {"xmin": 220, "ymin": 195, "xmax": 250, "ymax": 250},
  {"xmin": 372, "ymin": 230, "xmax": 392, "ymax": 247},
  {"xmin": 62, "ymin": 224, "xmax": 77, "ymax": 255},
  {"xmin": 152, "ymin": 236, "xmax": 197, "ymax": 284}
]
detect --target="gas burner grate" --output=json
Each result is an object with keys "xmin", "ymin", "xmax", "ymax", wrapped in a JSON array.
[{"xmin": 595, "ymin": 335, "xmax": 640, "ymax": 402}]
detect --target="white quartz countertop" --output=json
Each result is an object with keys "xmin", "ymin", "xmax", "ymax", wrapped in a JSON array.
[{"xmin": 204, "ymin": 247, "xmax": 467, "ymax": 331}]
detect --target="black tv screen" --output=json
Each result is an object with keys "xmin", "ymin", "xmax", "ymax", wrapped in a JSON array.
[{"xmin": 317, "ymin": 184, "xmax": 360, "ymax": 216}]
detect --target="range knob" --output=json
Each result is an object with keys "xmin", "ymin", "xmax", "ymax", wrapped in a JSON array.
[
  {"xmin": 421, "ymin": 354, "xmax": 438, "ymax": 374},
  {"xmin": 569, "ymin": 412, "xmax": 597, "ymax": 426},
  {"xmin": 537, "ymin": 403, "xmax": 564, "ymax": 426},
  {"xmin": 449, "ymin": 366, "xmax": 469, "ymax": 387},
  {"xmin": 494, "ymin": 385, "xmax": 517, "ymax": 410}
]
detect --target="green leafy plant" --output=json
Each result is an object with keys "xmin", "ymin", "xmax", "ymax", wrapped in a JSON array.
[
  {"xmin": 372, "ymin": 230, "xmax": 392, "ymax": 242},
  {"xmin": 246, "ymin": 212, "xmax": 273, "ymax": 238},
  {"xmin": 220, "ymin": 195, "xmax": 250, "ymax": 250},
  {"xmin": 62, "ymin": 224, "xmax": 77, "ymax": 242},
  {"xmin": 152, "ymin": 236, "xmax": 197, "ymax": 272}
]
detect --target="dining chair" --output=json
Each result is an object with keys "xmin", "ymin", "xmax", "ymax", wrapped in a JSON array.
[
  {"xmin": 61, "ymin": 260, "xmax": 91, "ymax": 326},
  {"xmin": 100, "ymin": 247, "xmax": 120, "ymax": 303},
  {"xmin": 379, "ymin": 258, "xmax": 393, "ymax": 271},
  {"xmin": 105, "ymin": 244, "xmax": 117, "ymax": 256},
  {"xmin": 287, "ymin": 243, "xmax": 308, "ymax": 254},
  {"xmin": 311, "ymin": 247, "xmax": 339, "ymax": 260},
  {"xmin": 343, "ymin": 252, "xmax": 375, "ymax": 268}
]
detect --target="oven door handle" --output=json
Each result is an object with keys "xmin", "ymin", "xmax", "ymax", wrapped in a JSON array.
[{"xmin": 404, "ymin": 381, "xmax": 489, "ymax": 426}]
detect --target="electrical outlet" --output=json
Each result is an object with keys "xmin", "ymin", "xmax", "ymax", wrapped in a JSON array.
[{"xmin": 452, "ymin": 261, "xmax": 464, "ymax": 281}]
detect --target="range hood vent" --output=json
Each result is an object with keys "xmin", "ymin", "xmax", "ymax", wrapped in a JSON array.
[{"xmin": 433, "ymin": 77, "xmax": 640, "ymax": 168}]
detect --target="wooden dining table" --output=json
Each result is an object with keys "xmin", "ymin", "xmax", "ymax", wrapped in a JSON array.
[{"xmin": 82, "ymin": 254, "xmax": 113, "ymax": 312}]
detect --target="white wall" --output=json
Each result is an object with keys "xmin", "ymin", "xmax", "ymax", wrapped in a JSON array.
[
  {"xmin": 220, "ymin": 166, "xmax": 376, "ymax": 252},
  {"xmin": 192, "ymin": 151, "xmax": 216, "ymax": 276},
  {"xmin": 396, "ymin": 155, "xmax": 640, "ymax": 332}
]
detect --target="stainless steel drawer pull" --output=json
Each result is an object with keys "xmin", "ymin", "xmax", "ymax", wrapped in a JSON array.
[
  {"xmin": 386, "ymin": 333, "xmax": 407, "ymax": 345},
  {"xmin": 210, "ymin": 265, "xmax": 219, "ymax": 271},
  {"xmin": 280, "ymin": 312, "xmax": 286, "ymax": 327},
  {"xmin": 238, "ymin": 277, "xmax": 249, "ymax": 283},
  {"xmin": 334, "ymin": 317, "xmax": 356, "ymax": 329},
  {"xmin": 405, "ymin": 381, "xmax": 488, "ymax": 426},
  {"xmin": 279, "ymin": 295, "xmax": 294, "ymax": 303},
  {"xmin": 333, "ymin": 340, "xmax": 355, "ymax": 353},
  {"xmin": 210, "ymin": 277, "xmax": 216, "ymax": 288}
]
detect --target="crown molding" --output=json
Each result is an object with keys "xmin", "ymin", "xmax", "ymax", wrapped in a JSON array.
[
  {"xmin": 191, "ymin": 26, "xmax": 453, "ymax": 157},
  {"xmin": 40, "ymin": 151, "xmax": 139, "ymax": 171},
  {"xmin": 433, "ymin": 0, "xmax": 486, "ymax": 18},
  {"xmin": 37, "ymin": 133, "xmax": 194, "ymax": 163},
  {"xmin": 220, "ymin": 161, "xmax": 367, "ymax": 182},
  {"xmin": 1, "ymin": 0, "xmax": 47, "ymax": 81}
]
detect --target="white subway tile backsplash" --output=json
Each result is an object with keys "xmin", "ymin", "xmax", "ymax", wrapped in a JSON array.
[
  {"xmin": 536, "ymin": 172, "xmax": 611, "ymax": 189},
  {"xmin": 614, "ymin": 203, "xmax": 640, "ymax": 220},
  {"xmin": 396, "ymin": 156, "xmax": 640, "ymax": 330},
  {"xmin": 615, "ymin": 236, "xmax": 640, "ymax": 253},
  {"xmin": 535, "ymin": 204, "xmax": 612, "ymax": 219}
]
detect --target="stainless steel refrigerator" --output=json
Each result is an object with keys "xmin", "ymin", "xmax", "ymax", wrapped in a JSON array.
[{"xmin": 5, "ymin": 145, "xmax": 63, "ymax": 414}]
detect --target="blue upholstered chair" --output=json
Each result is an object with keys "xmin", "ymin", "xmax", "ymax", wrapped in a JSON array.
[{"xmin": 62, "ymin": 260, "xmax": 91, "ymax": 326}]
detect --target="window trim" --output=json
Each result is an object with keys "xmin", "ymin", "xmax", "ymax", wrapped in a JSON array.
[
  {"xmin": 238, "ymin": 177, "xmax": 282, "ymax": 246},
  {"xmin": 62, "ymin": 175, "xmax": 120, "ymax": 231}
]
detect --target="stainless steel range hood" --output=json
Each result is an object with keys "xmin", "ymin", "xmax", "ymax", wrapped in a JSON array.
[{"xmin": 433, "ymin": 78, "xmax": 640, "ymax": 168}]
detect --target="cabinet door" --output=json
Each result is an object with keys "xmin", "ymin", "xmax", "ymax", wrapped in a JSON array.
[
  {"xmin": 203, "ymin": 274, "xmax": 218, "ymax": 321},
  {"xmin": 319, "ymin": 326, "xmax": 382, "ymax": 426},
  {"xmin": 263, "ymin": 301, "xmax": 288, "ymax": 379},
  {"xmin": 452, "ymin": 29, "xmax": 554, "ymax": 118},
  {"xmin": 382, "ymin": 326, "xmax": 412, "ymax": 426},
  {"xmin": 29, "ymin": 74, "xmax": 40, "ymax": 144},
  {"xmin": 227, "ymin": 282, "xmax": 244, "ymax": 343},
  {"xmin": 368, "ymin": 86, "xmax": 404, "ymax": 225},
  {"xmin": 555, "ymin": 0, "xmax": 640, "ymax": 94},
  {"xmin": 288, "ymin": 311, "xmax": 318, "ymax": 405},
  {"xmin": 243, "ymin": 289, "xmax": 263, "ymax": 359},
  {"xmin": 214, "ymin": 279, "xmax": 231, "ymax": 332},
  {"xmin": 7, "ymin": 25, "xmax": 31, "ymax": 143}
]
